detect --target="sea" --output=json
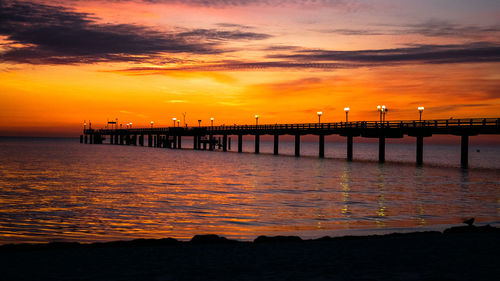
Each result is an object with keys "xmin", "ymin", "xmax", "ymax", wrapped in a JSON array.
[{"xmin": 0, "ymin": 136, "xmax": 499, "ymax": 244}]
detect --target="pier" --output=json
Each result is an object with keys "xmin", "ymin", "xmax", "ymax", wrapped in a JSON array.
[{"xmin": 82, "ymin": 118, "xmax": 500, "ymax": 168}]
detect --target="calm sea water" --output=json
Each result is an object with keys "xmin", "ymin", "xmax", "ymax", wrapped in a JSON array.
[{"xmin": 0, "ymin": 137, "xmax": 499, "ymax": 244}]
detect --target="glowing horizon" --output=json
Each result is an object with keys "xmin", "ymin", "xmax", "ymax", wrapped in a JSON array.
[{"xmin": 1, "ymin": 0, "xmax": 500, "ymax": 136}]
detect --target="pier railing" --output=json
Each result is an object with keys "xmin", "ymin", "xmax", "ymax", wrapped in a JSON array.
[{"xmin": 87, "ymin": 118, "xmax": 500, "ymax": 134}]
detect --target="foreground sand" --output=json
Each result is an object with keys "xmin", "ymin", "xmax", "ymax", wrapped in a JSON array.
[{"xmin": 1, "ymin": 225, "xmax": 499, "ymax": 281}]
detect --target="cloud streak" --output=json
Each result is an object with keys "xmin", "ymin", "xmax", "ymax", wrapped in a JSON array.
[{"xmin": 116, "ymin": 42, "xmax": 500, "ymax": 73}]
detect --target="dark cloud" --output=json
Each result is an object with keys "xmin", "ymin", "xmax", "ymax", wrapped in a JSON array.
[
  {"xmin": 320, "ymin": 20, "xmax": 500, "ymax": 39},
  {"xmin": 263, "ymin": 45, "xmax": 300, "ymax": 51},
  {"xmin": 269, "ymin": 43, "xmax": 500, "ymax": 65},
  {"xmin": 0, "ymin": 1, "xmax": 270, "ymax": 65},
  {"xmin": 216, "ymin": 23, "xmax": 254, "ymax": 29},
  {"xmin": 177, "ymin": 29, "xmax": 271, "ymax": 41},
  {"xmin": 404, "ymin": 20, "xmax": 500, "ymax": 38},
  {"xmin": 318, "ymin": 29, "xmax": 386, "ymax": 36}
]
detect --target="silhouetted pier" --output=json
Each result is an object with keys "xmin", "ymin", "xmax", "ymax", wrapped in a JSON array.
[{"xmin": 81, "ymin": 118, "xmax": 500, "ymax": 168}]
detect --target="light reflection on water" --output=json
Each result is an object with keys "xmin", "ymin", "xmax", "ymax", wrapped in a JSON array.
[{"xmin": 0, "ymin": 137, "xmax": 499, "ymax": 244}]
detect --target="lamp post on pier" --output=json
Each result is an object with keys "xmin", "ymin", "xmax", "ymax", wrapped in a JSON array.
[
  {"xmin": 344, "ymin": 107, "xmax": 350, "ymax": 123},
  {"xmin": 255, "ymin": 115, "xmax": 259, "ymax": 126},
  {"xmin": 317, "ymin": 111, "xmax": 322, "ymax": 124},
  {"xmin": 84, "ymin": 121, "xmax": 87, "ymax": 130},
  {"xmin": 177, "ymin": 120, "xmax": 180, "ymax": 127},
  {"xmin": 418, "ymin": 106, "xmax": 424, "ymax": 121},
  {"xmin": 377, "ymin": 105, "xmax": 388, "ymax": 122},
  {"xmin": 198, "ymin": 120, "xmax": 201, "ymax": 127},
  {"xmin": 150, "ymin": 121, "xmax": 154, "ymax": 128},
  {"xmin": 210, "ymin": 117, "xmax": 214, "ymax": 128},
  {"xmin": 172, "ymin": 118, "xmax": 176, "ymax": 127}
]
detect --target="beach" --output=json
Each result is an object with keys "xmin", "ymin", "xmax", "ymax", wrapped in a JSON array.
[{"xmin": 1, "ymin": 225, "xmax": 499, "ymax": 281}]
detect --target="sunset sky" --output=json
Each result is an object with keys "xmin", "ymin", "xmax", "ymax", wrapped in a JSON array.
[{"xmin": 1, "ymin": 0, "xmax": 500, "ymax": 136}]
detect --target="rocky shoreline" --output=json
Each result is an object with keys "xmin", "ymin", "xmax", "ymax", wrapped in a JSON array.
[{"xmin": 1, "ymin": 225, "xmax": 499, "ymax": 280}]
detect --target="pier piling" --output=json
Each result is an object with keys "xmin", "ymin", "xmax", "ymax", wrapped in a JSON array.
[
  {"xmin": 416, "ymin": 135, "xmax": 423, "ymax": 165},
  {"xmin": 238, "ymin": 135, "xmax": 243, "ymax": 153},
  {"xmin": 274, "ymin": 134, "xmax": 279, "ymax": 155},
  {"xmin": 379, "ymin": 136, "xmax": 385, "ymax": 163},
  {"xmin": 255, "ymin": 134, "xmax": 260, "ymax": 154},
  {"xmin": 347, "ymin": 135, "xmax": 353, "ymax": 161},
  {"xmin": 319, "ymin": 134, "xmax": 324, "ymax": 158},
  {"xmin": 461, "ymin": 135, "xmax": 469, "ymax": 169},
  {"xmin": 295, "ymin": 134, "xmax": 300, "ymax": 157}
]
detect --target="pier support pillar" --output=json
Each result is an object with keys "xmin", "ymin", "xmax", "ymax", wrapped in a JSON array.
[
  {"xmin": 177, "ymin": 135, "xmax": 182, "ymax": 149},
  {"xmin": 148, "ymin": 134, "xmax": 152, "ymax": 147},
  {"xmin": 172, "ymin": 136, "xmax": 177, "ymax": 149},
  {"xmin": 228, "ymin": 137, "xmax": 231, "ymax": 150},
  {"xmin": 238, "ymin": 135, "xmax": 243, "ymax": 153},
  {"xmin": 295, "ymin": 134, "xmax": 300, "ymax": 157},
  {"xmin": 378, "ymin": 136, "xmax": 385, "ymax": 163},
  {"xmin": 255, "ymin": 134, "xmax": 260, "ymax": 154},
  {"xmin": 461, "ymin": 135, "xmax": 469, "ymax": 169},
  {"xmin": 223, "ymin": 135, "xmax": 228, "ymax": 152},
  {"xmin": 193, "ymin": 135, "xmax": 198, "ymax": 150},
  {"xmin": 80, "ymin": 135, "xmax": 83, "ymax": 143},
  {"xmin": 110, "ymin": 134, "xmax": 114, "ymax": 144},
  {"xmin": 133, "ymin": 135, "xmax": 137, "ymax": 146},
  {"xmin": 119, "ymin": 134, "xmax": 124, "ymax": 145},
  {"xmin": 416, "ymin": 135, "xmax": 423, "ymax": 165},
  {"xmin": 114, "ymin": 134, "xmax": 118, "ymax": 145},
  {"xmin": 89, "ymin": 134, "xmax": 94, "ymax": 144},
  {"xmin": 209, "ymin": 135, "xmax": 214, "ymax": 151},
  {"xmin": 319, "ymin": 135, "xmax": 325, "ymax": 158},
  {"xmin": 197, "ymin": 136, "xmax": 202, "ymax": 150},
  {"xmin": 84, "ymin": 135, "xmax": 88, "ymax": 144},
  {"xmin": 347, "ymin": 135, "xmax": 353, "ymax": 161},
  {"xmin": 274, "ymin": 134, "xmax": 279, "ymax": 155}
]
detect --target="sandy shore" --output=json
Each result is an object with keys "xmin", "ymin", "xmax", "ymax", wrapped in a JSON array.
[{"xmin": 1, "ymin": 225, "xmax": 499, "ymax": 281}]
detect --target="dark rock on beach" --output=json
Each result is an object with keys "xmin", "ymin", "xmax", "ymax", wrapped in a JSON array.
[
  {"xmin": 190, "ymin": 234, "xmax": 238, "ymax": 244},
  {"xmin": 1, "ymin": 226, "xmax": 499, "ymax": 281},
  {"xmin": 254, "ymin": 235, "xmax": 303, "ymax": 243}
]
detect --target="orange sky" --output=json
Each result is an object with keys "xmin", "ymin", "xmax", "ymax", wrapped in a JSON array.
[{"xmin": 1, "ymin": 0, "xmax": 500, "ymax": 136}]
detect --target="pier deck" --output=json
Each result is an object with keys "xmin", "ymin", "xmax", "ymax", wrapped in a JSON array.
[{"xmin": 82, "ymin": 118, "xmax": 500, "ymax": 168}]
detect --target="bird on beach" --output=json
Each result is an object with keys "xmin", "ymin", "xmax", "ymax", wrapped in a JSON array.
[{"xmin": 463, "ymin": 218, "xmax": 475, "ymax": 226}]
